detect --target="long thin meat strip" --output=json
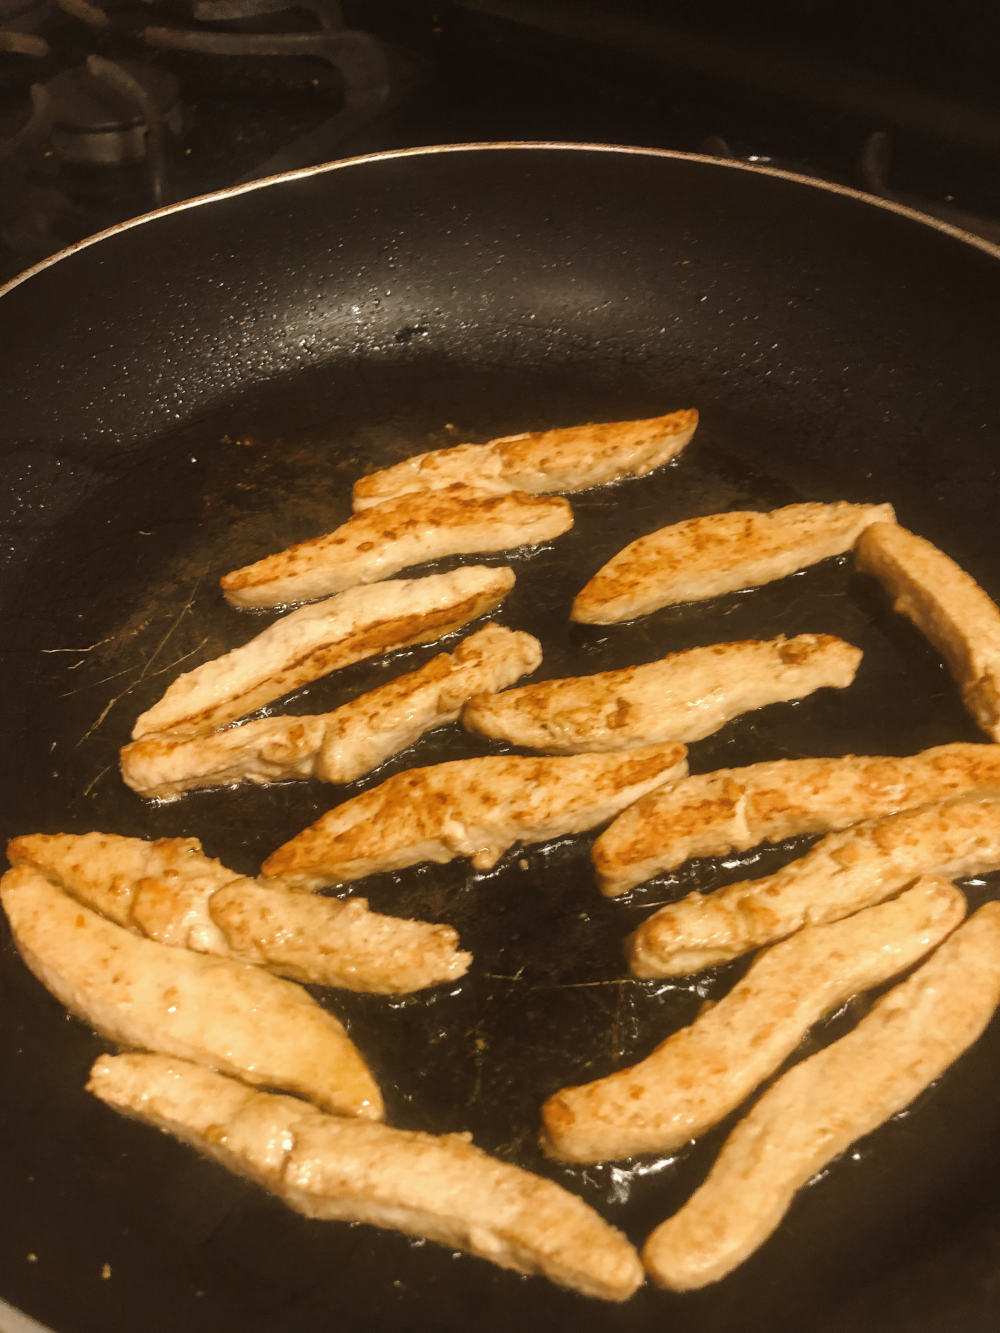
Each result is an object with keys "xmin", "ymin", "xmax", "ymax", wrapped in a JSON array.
[
  {"xmin": 593, "ymin": 741, "xmax": 1000, "ymax": 895},
  {"xmin": 627, "ymin": 794, "xmax": 1000, "ymax": 978},
  {"xmin": 857, "ymin": 520, "xmax": 1000, "ymax": 740},
  {"xmin": 221, "ymin": 485, "xmax": 572, "ymax": 608},
  {"xmin": 572, "ymin": 501, "xmax": 894, "ymax": 624},
  {"xmin": 0, "ymin": 865, "xmax": 382, "ymax": 1118},
  {"xmin": 642, "ymin": 902, "xmax": 1000, "ymax": 1290},
  {"xmin": 542, "ymin": 878, "xmax": 965, "ymax": 1162},
  {"xmin": 261, "ymin": 742, "xmax": 688, "ymax": 891},
  {"xmin": 131, "ymin": 564, "xmax": 515, "ymax": 741},
  {"xmin": 463, "ymin": 634, "xmax": 861, "ymax": 754},
  {"xmin": 351, "ymin": 409, "xmax": 698, "ymax": 510},
  {"xmin": 205, "ymin": 883, "xmax": 471, "ymax": 993},
  {"xmin": 88, "ymin": 1053, "xmax": 644, "ymax": 1302},
  {"xmin": 8, "ymin": 832, "xmax": 470, "ymax": 994},
  {"xmin": 120, "ymin": 625, "xmax": 541, "ymax": 799}
]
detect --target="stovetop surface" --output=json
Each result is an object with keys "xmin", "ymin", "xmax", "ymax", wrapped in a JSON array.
[{"xmin": 2, "ymin": 0, "xmax": 999, "ymax": 285}]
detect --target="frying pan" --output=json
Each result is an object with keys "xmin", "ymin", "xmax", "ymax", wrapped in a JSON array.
[{"xmin": 2, "ymin": 143, "xmax": 1000, "ymax": 1333}]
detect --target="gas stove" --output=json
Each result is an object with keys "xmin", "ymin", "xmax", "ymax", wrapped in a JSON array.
[
  {"xmin": 0, "ymin": 0, "xmax": 425, "ymax": 280},
  {"xmin": 1, "ymin": 1, "xmax": 999, "ymax": 281}
]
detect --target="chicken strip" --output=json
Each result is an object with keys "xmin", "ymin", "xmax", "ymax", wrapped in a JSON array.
[
  {"xmin": 7, "ymin": 829, "xmax": 235, "ymax": 942},
  {"xmin": 463, "ymin": 634, "xmax": 861, "ymax": 754},
  {"xmin": 206, "ymin": 882, "xmax": 470, "ymax": 993},
  {"xmin": 261, "ymin": 742, "xmax": 689, "ymax": 891},
  {"xmin": 132, "ymin": 564, "xmax": 516, "ymax": 741},
  {"xmin": 8, "ymin": 832, "xmax": 469, "ymax": 994},
  {"xmin": 642, "ymin": 902, "xmax": 1000, "ymax": 1291},
  {"xmin": 627, "ymin": 794, "xmax": 1000, "ymax": 978},
  {"xmin": 221, "ymin": 486, "xmax": 572, "ymax": 608},
  {"xmin": 572, "ymin": 501, "xmax": 894, "ymax": 624},
  {"xmin": 0, "ymin": 864, "xmax": 382, "ymax": 1118},
  {"xmin": 88, "ymin": 1053, "xmax": 644, "ymax": 1302},
  {"xmin": 857, "ymin": 520, "xmax": 1000, "ymax": 741},
  {"xmin": 542, "ymin": 878, "xmax": 965, "ymax": 1162},
  {"xmin": 120, "ymin": 625, "xmax": 542, "ymax": 799},
  {"xmin": 351, "ymin": 409, "xmax": 698, "ymax": 510},
  {"xmin": 593, "ymin": 741, "xmax": 1000, "ymax": 895}
]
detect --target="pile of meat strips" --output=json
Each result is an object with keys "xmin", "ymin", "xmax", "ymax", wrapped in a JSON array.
[{"xmin": 6, "ymin": 405, "xmax": 1000, "ymax": 1300}]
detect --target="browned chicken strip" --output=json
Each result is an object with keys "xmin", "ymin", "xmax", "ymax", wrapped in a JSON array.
[
  {"xmin": 572, "ymin": 501, "xmax": 894, "ymax": 624},
  {"xmin": 207, "ymin": 882, "xmax": 470, "ymax": 993},
  {"xmin": 131, "ymin": 564, "xmax": 516, "ymax": 741},
  {"xmin": 627, "ymin": 794, "xmax": 1000, "ymax": 978},
  {"xmin": 0, "ymin": 865, "xmax": 382, "ymax": 1117},
  {"xmin": 8, "ymin": 830, "xmax": 232, "ymax": 948},
  {"xmin": 593, "ymin": 741, "xmax": 1000, "ymax": 895},
  {"xmin": 351, "ymin": 409, "xmax": 698, "ymax": 510},
  {"xmin": 857, "ymin": 521, "xmax": 1000, "ymax": 741},
  {"xmin": 261, "ymin": 742, "xmax": 689, "ymax": 891},
  {"xmin": 642, "ymin": 902, "xmax": 1000, "ymax": 1291},
  {"xmin": 88, "ymin": 1053, "xmax": 644, "ymax": 1302},
  {"xmin": 120, "ymin": 625, "xmax": 541, "ymax": 799},
  {"xmin": 542, "ymin": 878, "xmax": 965, "ymax": 1162},
  {"xmin": 8, "ymin": 832, "xmax": 470, "ymax": 994},
  {"xmin": 221, "ymin": 485, "xmax": 572, "ymax": 608},
  {"xmin": 463, "ymin": 634, "xmax": 861, "ymax": 754}
]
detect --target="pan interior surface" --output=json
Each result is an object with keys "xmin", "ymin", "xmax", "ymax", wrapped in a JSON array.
[{"xmin": 2, "ymin": 145, "xmax": 1000, "ymax": 1333}]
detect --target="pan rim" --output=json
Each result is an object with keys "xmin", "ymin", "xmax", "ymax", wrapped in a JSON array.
[{"xmin": 2, "ymin": 139, "xmax": 999, "ymax": 303}]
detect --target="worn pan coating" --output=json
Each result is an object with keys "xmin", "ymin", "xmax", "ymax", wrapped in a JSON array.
[{"xmin": 2, "ymin": 144, "xmax": 1000, "ymax": 1333}]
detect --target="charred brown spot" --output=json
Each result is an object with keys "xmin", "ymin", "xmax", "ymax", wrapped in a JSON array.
[
  {"xmin": 609, "ymin": 697, "xmax": 632, "ymax": 728},
  {"xmin": 778, "ymin": 636, "xmax": 828, "ymax": 665}
]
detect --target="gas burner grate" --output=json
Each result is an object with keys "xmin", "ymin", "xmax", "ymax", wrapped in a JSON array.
[{"xmin": 0, "ymin": 0, "xmax": 423, "ymax": 279}]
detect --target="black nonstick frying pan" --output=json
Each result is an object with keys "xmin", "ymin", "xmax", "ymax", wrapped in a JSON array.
[{"xmin": 2, "ymin": 143, "xmax": 1000, "ymax": 1333}]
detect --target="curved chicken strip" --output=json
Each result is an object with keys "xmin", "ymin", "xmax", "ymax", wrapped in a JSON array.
[
  {"xmin": 572, "ymin": 501, "xmax": 894, "ymax": 624},
  {"xmin": 221, "ymin": 486, "xmax": 572, "ymax": 608},
  {"xmin": 463, "ymin": 634, "xmax": 861, "ymax": 754},
  {"xmin": 857, "ymin": 521, "xmax": 1000, "ymax": 741},
  {"xmin": 88, "ymin": 1054, "xmax": 644, "ymax": 1302},
  {"xmin": 8, "ymin": 832, "xmax": 469, "ymax": 994},
  {"xmin": 132, "ymin": 564, "xmax": 516, "ymax": 741},
  {"xmin": 642, "ymin": 902, "xmax": 1000, "ymax": 1291},
  {"xmin": 351, "ymin": 409, "xmax": 698, "ymax": 510},
  {"xmin": 593, "ymin": 741, "xmax": 1000, "ymax": 895},
  {"xmin": 120, "ymin": 625, "xmax": 542, "ymax": 799},
  {"xmin": 261, "ymin": 743, "xmax": 688, "ymax": 891},
  {"xmin": 0, "ymin": 864, "xmax": 382, "ymax": 1118},
  {"xmin": 627, "ymin": 794, "xmax": 1000, "ymax": 978},
  {"xmin": 542, "ymin": 878, "xmax": 965, "ymax": 1162}
]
